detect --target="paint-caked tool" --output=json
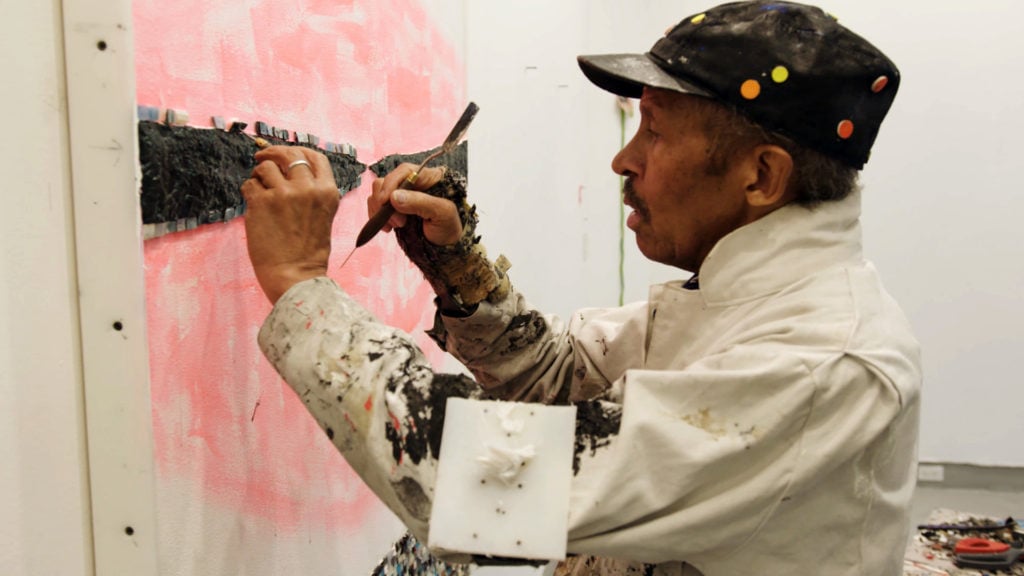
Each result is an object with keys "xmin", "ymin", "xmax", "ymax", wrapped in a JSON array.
[{"xmin": 338, "ymin": 102, "xmax": 479, "ymax": 268}]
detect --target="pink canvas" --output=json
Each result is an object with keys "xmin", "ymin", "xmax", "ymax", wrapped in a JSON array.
[{"xmin": 135, "ymin": 0, "xmax": 463, "ymax": 571}]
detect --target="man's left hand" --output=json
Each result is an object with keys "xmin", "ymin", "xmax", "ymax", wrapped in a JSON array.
[{"xmin": 242, "ymin": 145, "xmax": 339, "ymax": 304}]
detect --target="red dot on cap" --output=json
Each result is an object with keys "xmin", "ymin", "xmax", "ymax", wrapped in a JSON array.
[
  {"xmin": 871, "ymin": 76, "xmax": 889, "ymax": 93},
  {"xmin": 837, "ymin": 120, "xmax": 855, "ymax": 139}
]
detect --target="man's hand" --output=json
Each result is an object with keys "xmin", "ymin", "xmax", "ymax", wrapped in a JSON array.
[
  {"xmin": 370, "ymin": 163, "xmax": 462, "ymax": 246},
  {"xmin": 242, "ymin": 146, "xmax": 339, "ymax": 304}
]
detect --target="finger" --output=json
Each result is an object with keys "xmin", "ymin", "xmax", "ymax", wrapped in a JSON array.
[
  {"xmin": 386, "ymin": 165, "xmax": 444, "ymax": 229},
  {"xmin": 369, "ymin": 164, "xmax": 414, "ymax": 225},
  {"xmin": 240, "ymin": 177, "xmax": 266, "ymax": 203},
  {"xmin": 377, "ymin": 162, "xmax": 420, "ymax": 201},
  {"xmin": 364, "ymin": 181, "xmax": 399, "ymax": 232},
  {"xmin": 255, "ymin": 145, "xmax": 315, "ymax": 180},
  {"xmin": 371, "ymin": 162, "xmax": 429, "ymax": 212},
  {"xmin": 254, "ymin": 144, "xmax": 298, "ymax": 165},
  {"xmin": 370, "ymin": 177, "xmax": 385, "ymax": 215},
  {"xmin": 391, "ymin": 189, "xmax": 454, "ymax": 221},
  {"xmin": 405, "ymin": 166, "xmax": 444, "ymax": 191},
  {"xmin": 254, "ymin": 145, "xmax": 293, "ymax": 171},
  {"xmin": 303, "ymin": 148, "xmax": 334, "ymax": 187},
  {"xmin": 251, "ymin": 159, "xmax": 287, "ymax": 189},
  {"xmin": 369, "ymin": 183, "xmax": 407, "ymax": 229},
  {"xmin": 391, "ymin": 190, "xmax": 461, "ymax": 245},
  {"xmin": 284, "ymin": 158, "xmax": 316, "ymax": 181},
  {"xmin": 386, "ymin": 210, "xmax": 407, "ymax": 231}
]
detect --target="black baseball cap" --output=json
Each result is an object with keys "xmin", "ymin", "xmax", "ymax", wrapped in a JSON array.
[{"xmin": 578, "ymin": 1, "xmax": 899, "ymax": 169}]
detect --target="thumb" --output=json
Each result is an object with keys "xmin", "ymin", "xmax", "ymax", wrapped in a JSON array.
[
  {"xmin": 391, "ymin": 189, "xmax": 462, "ymax": 246},
  {"xmin": 391, "ymin": 189, "xmax": 441, "ymax": 218}
]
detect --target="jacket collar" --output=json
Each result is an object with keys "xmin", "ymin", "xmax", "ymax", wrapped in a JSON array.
[{"xmin": 694, "ymin": 190, "xmax": 864, "ymax": 304}]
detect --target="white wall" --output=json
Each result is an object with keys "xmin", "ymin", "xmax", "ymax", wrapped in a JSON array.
[
  {"xmin": 840, "ymin": 0, "xmax": 1024, "ymax": 467},
  {"xmin": 0, "ymin": 1, "xmax": 94, "ymax": 574},
  {"xmin": 466, "ymin": 0, "xmax": 1024, "ymax": 467}
]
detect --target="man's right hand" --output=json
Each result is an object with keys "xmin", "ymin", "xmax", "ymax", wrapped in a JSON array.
[{"xmin": 370, "ymin": 163, "xmax": 462, "ymax": 246}]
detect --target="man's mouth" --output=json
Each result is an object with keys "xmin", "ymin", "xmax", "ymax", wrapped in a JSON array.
[{"xmin": 623, "ymin": 178, "xmax": 647, "ymax": 228}]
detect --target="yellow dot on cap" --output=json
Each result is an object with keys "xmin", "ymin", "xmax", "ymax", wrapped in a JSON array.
[
  {"xmin": 871, "ymin": 75, "xmax": 889, "ymax": 93},
  {"xmin": 837, "ymin": 120, "xmax": 855, "ymax": 139},
  {"xmin": 691, "ymin": 13, "xmax": 707, "ymax": 24},
  {"xmin": 740, "ymin": 79, "xmax": 761, "ymax": 100},
  {"xmin": 771, "ymin": 66, "xmax": 789, "ymax": 83}
]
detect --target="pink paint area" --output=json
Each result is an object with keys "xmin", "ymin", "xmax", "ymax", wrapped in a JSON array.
[{"xmin": 135, "ymin": 0, "xmax": 462, "ymax": 539}]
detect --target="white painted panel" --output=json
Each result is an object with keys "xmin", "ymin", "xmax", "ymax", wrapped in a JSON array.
[
  {"xmin": 0, "ymin": 0, "xmax": 94, "ymax": 574},
  {"xmin": 62, "ymin": 0, "xmax": 160, "ymax": 573},
  {"xmin": 820, "ymin": 0, "xmax": 1024, "ymax": 466}
]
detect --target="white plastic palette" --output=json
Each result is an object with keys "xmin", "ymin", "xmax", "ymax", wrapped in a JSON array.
[{"xmin": 429, "ymin": 398, "xmax": 576, "ymax": 561}]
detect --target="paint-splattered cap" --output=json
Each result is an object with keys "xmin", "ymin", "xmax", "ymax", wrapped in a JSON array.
[{"xmin": 577, "ymin": 1, "xmax": 899, "ymax": 169}]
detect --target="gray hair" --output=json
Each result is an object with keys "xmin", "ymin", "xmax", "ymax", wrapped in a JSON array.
[{"xmin": 693, "ymin": 97, "xmax": 860, "ymax": 207}]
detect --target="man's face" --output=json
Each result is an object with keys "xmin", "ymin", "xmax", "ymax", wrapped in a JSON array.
[{"xmin": 612, "ymin": 88, "xmax": 754, "ymax": 273}]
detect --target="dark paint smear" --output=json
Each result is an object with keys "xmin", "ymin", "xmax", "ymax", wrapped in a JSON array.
[
  {"xmin": 386, "ymin": 371, "xmax": 477, "ymax": 466},
  {"xmin": 137, "ymin": 121, "xmax": 365, "ymax": 224},
  {"xmin": 426, "ymin": 374, "xmax": 478, "ymax": 459},
  {"xmin": 572, "ymin": 400, "xmax": 622, "ymax": 475},
  {"xmin": 502, "ymin": 311, "xmax": 549, "ymax": 354},
  {"xmin": 368, "ymin": 141, "xmax": 468, "ymax": 179},
  {"xmin": 390, "ymin": 477, "xmax": 432, "ymax": 522}
]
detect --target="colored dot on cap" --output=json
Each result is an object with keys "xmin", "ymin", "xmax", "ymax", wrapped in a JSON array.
[
  {"xmin": 771, "ymin": 66, "xmax": 789, "ymax": 83},
  {"xmin": 871, "ymin": 75, "xmax": 889, "ymax": 93},
  {"xmin": 691, "ymin": 13, "xmax": 707, "ymax": 24},
  {"xmin": 837, "ymin": 120, "xmax": 855, "ymax": 139},
  {"xmin": 740, "ymin": 79, "xmax": 761, "ymax": 100}
]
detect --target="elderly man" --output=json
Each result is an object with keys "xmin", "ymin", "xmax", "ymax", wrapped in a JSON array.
[{"xmin": 242, "ymin": 1, "xmax": 921, "ymax": 574}]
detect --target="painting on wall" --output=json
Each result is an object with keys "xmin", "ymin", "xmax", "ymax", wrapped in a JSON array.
[{"xmin": 133, "ymin": 1, "xmax": 468, "ymax": 573}]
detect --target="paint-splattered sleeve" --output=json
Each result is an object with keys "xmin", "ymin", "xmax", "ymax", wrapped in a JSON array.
[
  {"xmin": 429, "ymin": 292, "xmax": 577, "ymax": 403},
  {"xmin": 257, "ymin": 277, "xmax": 627, "ymax": 567},
  {"xmin": 392, "ymin": 169, "xmax": 646, "ymax": 404},
  {"xmin": 257, "ymin": 276, "xmax": 478, "ymax": 551},
  {"xmin": 427, "ymin": 293, "xmax": 651, "ymax": 405}
]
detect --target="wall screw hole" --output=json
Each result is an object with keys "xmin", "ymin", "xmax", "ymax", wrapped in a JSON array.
[
  {"xmin": 124, "ymin": 526, "xmax": 134, "ymax": 536},
  {"xmin": 97, "ymin": 40, "xmax": 108, "ymax": 51},
  {"xmin": 113, "ymin": 321, "xmax": 124, "ymax": 331}
]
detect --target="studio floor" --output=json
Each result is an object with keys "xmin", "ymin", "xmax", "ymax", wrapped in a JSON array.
[{"xmin": 911, "ymin": 485, "xmax": 1024, "ymax": 528}]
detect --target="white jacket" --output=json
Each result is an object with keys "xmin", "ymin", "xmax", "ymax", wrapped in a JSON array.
[{"xmin": 258, "ymin": 191, "xmax": 921, "ymax": 576}]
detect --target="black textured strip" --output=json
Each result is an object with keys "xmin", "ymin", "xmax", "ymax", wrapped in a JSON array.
[
  {"xmin": 369, "ymin": 141, "xmax": 468, "ymax": 178},
  {"xmin": 137, "ymin": 121, "xmax": 366, "ymax": 226}
]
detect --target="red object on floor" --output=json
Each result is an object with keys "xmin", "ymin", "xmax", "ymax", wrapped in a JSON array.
[{"xmin": 955, "ymin": 537, "xmax": 1010, "ymax": 555}]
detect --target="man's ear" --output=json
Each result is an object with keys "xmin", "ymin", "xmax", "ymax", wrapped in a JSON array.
[{"xmin": 745, "ymin": 144, "xmax": 794, "ymax": 208}]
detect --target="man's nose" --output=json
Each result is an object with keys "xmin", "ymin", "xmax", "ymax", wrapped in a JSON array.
[{"xmin": 612, "ymin": 134, "xmax": 640, "ymax": 177}]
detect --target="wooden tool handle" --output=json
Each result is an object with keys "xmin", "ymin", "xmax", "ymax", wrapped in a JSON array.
[{"xmin": 355, "ymin": 203, "xmax": 396, "ymax": 247}]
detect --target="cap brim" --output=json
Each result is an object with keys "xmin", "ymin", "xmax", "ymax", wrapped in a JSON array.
[{"xmin": 577, "ymin": 53, "xmax": 712, "ymax": 99}]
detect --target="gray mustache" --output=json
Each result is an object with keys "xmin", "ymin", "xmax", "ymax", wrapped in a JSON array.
[{"xmin": 623, "ymin": 178, "xmax": 647, "ymax": 217}]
